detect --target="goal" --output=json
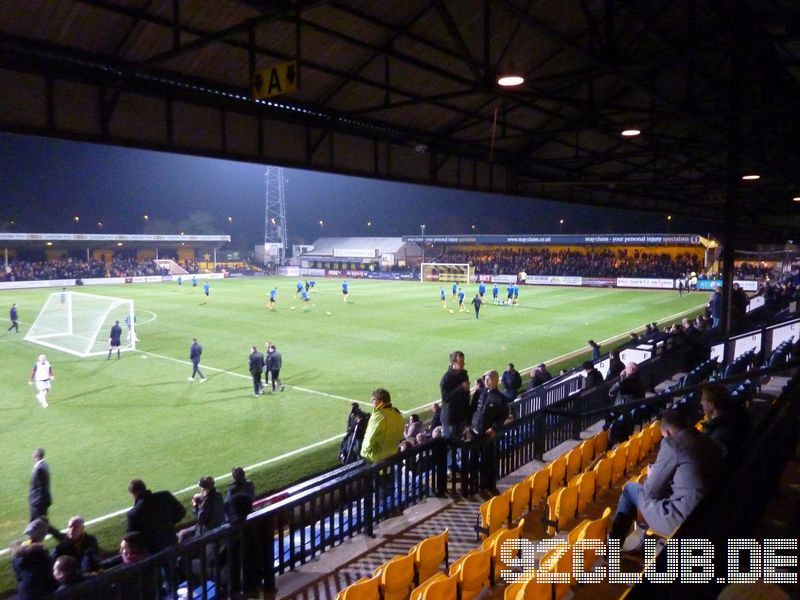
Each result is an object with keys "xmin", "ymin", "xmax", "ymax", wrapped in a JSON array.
[
  {"xmin": 25, "ymin": 291, "xmax": 136, "ymax": 357},
  {"xmin": 420, "ymin": 263, "xmax": 473, "ymax": 283}
]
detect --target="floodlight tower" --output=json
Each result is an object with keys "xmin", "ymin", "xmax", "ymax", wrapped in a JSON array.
[{"xmin": 264, "ymin": 166, "xmax": 288, "ymax": 265}]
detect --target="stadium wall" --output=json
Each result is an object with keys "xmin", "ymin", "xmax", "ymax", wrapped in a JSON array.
[{"xmin": 0, "ymin": 272, "xmax": 225, "ymax": 290}]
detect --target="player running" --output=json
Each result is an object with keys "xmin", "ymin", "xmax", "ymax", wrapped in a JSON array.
[
  {"xmin": 457, "ymin": 287, "xmax": 466, "ymax": 312},
  {"xmin": 267, "ymin": 287, "xmax": 278, "ymax": 310},
  {"xmin": 29, "ymin": 354, "xmax": 54, "ymax": 408},
  {"xmin": 342, "ymin": 279, "xmax": 349, "ymax": 302},
  {"xmin": 295, "ymin": 280, "xmax": 303, "ymax": 299},
  {"xmin": 478, "ymin": 281, "xmax": 486, "ymax": 299}
]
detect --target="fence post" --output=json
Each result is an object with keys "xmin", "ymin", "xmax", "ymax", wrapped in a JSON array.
[
  {"xmin": 364, "ymin": 474, "xmax": 375, "ymax": 538},
  {"xmin": 533, "ymin": 413, "xmax": 545, "ymax": 460},
  {"xmin": 435, "ymin": 439, "xmax": 447, "ymax": 497},
  {"xmin": 261, "ymin": 520, "xmax": 276, "ymax": 592}
]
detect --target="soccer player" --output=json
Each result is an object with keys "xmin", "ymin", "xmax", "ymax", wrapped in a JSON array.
[
  {"xmin": 124, "ymin": 314, "xmax": 139, "ymax": 342},
  {"xmin": 295, "ymin": 280, "xmax": 303, "ymax": 299},
  {"xmin": 440, "ymin": 287, "xmax": 447, "ymax": 308},
  {"xmin": 177, "ymin": 274, "xmax": 182, "ymax": 287},
  {"xmin": 478, "ymin": 282, "xmax": 486, "ymax": 299},
  {"xmin": 8, "ymin": 303, "xmax": 19, "ymax": 333},
  {"xmin": 492, "ymin": 283, "xmax": 499, "ymax": 304},
  {"xmin": 60, "ymin": 287, "xmax": 67, "ymax": 305},
  {"xmin": 301, "ymin": 289, "xmax": 312, "ymax": 310},
  {"xmin": 268, "ymin": 287, "xmax": 278, "ymax": 310},
  {"xmin": 513, "ymin": 283, "xmax": 519, "ymax": 305},
  {"xmin": 108, "ymin": 320, "xmax": 123, "ymax": 359},
  {"xmin": 29, "ymin": 354, "xmax": 54, "ymax": 408},
  {"xmin": 451, "ymin": 281, "xmax": 458, "ymax": 301},
  {"xmin": 471, "ymin": 293, "xmax": 482, "ymax": 319},
  {"xmin": 342, "ymin": 279, "xmax": 349, "ymax": 302},
  {"xmin": 192, "ymin": 274, "xmax": 197, "ymax": 289},
  {"xmin": 188, "ymin": 339, "xmax": 206, "ymax": 382},
  {"xmin": 506, "ymin": 283, "xmax": 513, "ymax": 304},
  {"xmin": 203, "ymin": 281, "xmax": 210, "ymax": 297},
  {"xmin": 457, "ymin": 287, "xmax": 466, "ymax": 312},
  {"xmin": 305, "ymin": 280, "xmax": 310, "ymax": 292}
]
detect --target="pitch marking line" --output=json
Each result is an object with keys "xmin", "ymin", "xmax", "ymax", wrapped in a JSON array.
[
  {"xmin": 0, "ymin": 433, "xmax": 345, "ymax": 557},
  {"xmin": 136, "ymin": 350, "xmax": 371, "ymax": 407}
]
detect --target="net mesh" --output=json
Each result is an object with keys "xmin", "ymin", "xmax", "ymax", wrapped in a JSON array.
[{"xmin": 420, "ymin": 263, "xmax": 472, "ymax": 283}]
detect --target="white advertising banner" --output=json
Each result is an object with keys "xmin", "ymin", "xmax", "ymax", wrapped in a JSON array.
[
  {"xmin": 616, "ymin": 278, "xmax": 675, "ymax": 289},
  {"xmin": 525, "ymin": 275, "xmax": 583, "ymax": 286},
  {"xmin": 492, "ymin": 275, "xmax": 518, "ymax": 284},
  {"xmin": 278, "ymin": 266, "xmax": 300, "ymax": 277}
]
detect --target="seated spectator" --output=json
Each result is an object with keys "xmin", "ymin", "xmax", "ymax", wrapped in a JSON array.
[
  {"xmin": 193, "ymin": 476, "xmax": 226, "ymax": 536},
  {"xmin": 53, "ymin": 555, "xmax": 83, "ymax": 591},
  {"xmin": 11, "ymin": 518, "xmax": 57, "ymax": 600},
  {"xmin": 606, "ymin": 350, "xmax": 625, "ymax": 381},
  {"xmin": 360, "ymin": 388, "xmax": 405, "ymax": 463},
  {"xmin": 700, "ymin": 384, "xmax": 752, "ymax": 460},
  {"xmin": 610, "ymin": 362, "xmax": 646, "ymax": 405},
  {"xmin": 119, "ymin": 531, "xmax": 149, "ymax": 565},
  {"xmin": 403, "ymin": 414, "xmax": 425, "ymax": 440},
  {"xmin": 582, "ymin": 360, "xmax": 603, "ymax": 389},
  {"xmin": 529, "ymin": 363, "xmax": 553, "ymax": 388},
  {"xmin": 609, "ymin": 410, "xmax": 723, "ymax": 545},
  {"xmin": 53, "ymin": 516, "xmax": 101, "ymax": 574},
  {"xmin": 428, "ymin": 402, "xmax": 442, "ymax": 432},
  {"xmin": 339, "ymin": 405, "xmax": 368, "ymax": 464},
  {"xmin": 501, "ymin": 363, "xmax": 523, "ymax": 401},
  {"xmin": 225, "ymin": 467, "xmax": 255, "ymax": 522}
]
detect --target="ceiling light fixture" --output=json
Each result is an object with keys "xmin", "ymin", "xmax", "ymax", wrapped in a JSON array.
[
  {"xmin": 741, "ymin": 174, "xmax": 760, "ymax": 180},
  {"xmin": 497, "ymin": 73, "xmax": 525, "ymax": 87},
  {"xmin": 793, "ymin": 197, "xmax": 800, "ymax": 202},
  {"xmin": 621, "ymin": 129, "xmax": 641, "ymax": 137}
]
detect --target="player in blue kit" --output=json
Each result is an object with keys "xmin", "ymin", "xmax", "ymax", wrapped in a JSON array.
[
  {"xmin": 440, "ymin": 287, "xmax": 447, "ymax": 308},
  {"xmin": 203, "ymin": 281, "xmax": 210, "ymax": 297},
  {"xmin": 295, "ymin": 280, "xmax": 303, "ymax": 298},
  {"xmin": 513, "ymin": 283, "xmax": 519, "ymax": 305},
  {"xmin": 451, "ymin": 281, "xmax": 458, "ymax": 301},
  {"xmin": 457, "ymin": 287, "xmax": 466, "ymax": 312},
  {"xmin": 492, "ymin": 283, "xmax": 499, "ymax": 304},
  {"xmin": 478, "ymin": 282, "xmax": 486, "ymax": 299},
  {"xmin": 506, "ymin": 283, "xmax": 513, "ymax": 303},
  {"xmin": 342, "ymin": 280, "xmax": 349, "ymax": 302},
  {"xmin": 267, "ymin": 287, "xmax": 278, "ymax": 310},
  {"xmin": 192, "ymin": 274, "xmax": 197, "ymax": 288}
]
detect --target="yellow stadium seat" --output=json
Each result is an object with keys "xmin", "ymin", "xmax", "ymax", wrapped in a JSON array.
[
  {"xmin": 651, "ymin": 420, "xmax": 661, "ymax": 441},
  {"xmin": 510, "ymin": 481, "xmax": 532, "ymax": 523},
  {"xmin": 449, "ymin": 546, "xmax": 492, "ymax": 600},
  {"xmin": 547, "ymin": 455, "xmax": 567, "ymax": 494},
  {"xmin": 408, "ymin": 529, "xmax": 448, "ymax": 585},
  {"xmin": 579, "ymin": 439, "xmax": 595, "ymax": 471},
  {"xmin": 544, "ymin": 484, "xmax": 578, "ymax": 536},
  {"xmin": 568, "ymin": 470, "xmax": 596, "ymax": 515},
  {"xmin": 591, "ymin": 456, "xmax": 612, "ymax": 497},
  {"xmin": 565, "ymin": 446, "xmax": 582, "ymax": 482},
  {"xmin": 336, "ymin": 575, "xmax": 381, "ymax": 600},
  {"xmin": 374, "ymin": 553, "xmax": 416, "ymax": 600},
  {"xmin": 608, "ymin": 446, "xmax": 627, "ymax": 485},
  {"xmin": 567, "ymin": 518, "xmax": 591, "ymax": 546},
  {"xmin": 477, "ymin": 493, "xmax": 511, "ymax": 539},
  {"xmin": 481, "ymin": 518, "xmax": 525, "ymax": 584},
  {"xmin": 639, "ymin": 426, "xmax": 652, "ymax": 458},
  {"xmin": 538, "ymin": 546, "xmax": 572, "ymax": 598},
  {"xmin": 515, "ymin": 577, "xmax": 553, "ymax": 600},
  {"xmin": 593, "ymin": 429, "xmax": 609, "ymax": 455},
  {"xmin": 626, "ymin": 436, "xmax": 640, "ymax": 473},
  {"xmin": 410, "ymin": 573, "xmax": 457, "ymax": 600},
  {"xmin": 529, "ymin": 469, "xmax": 550, "ymax": 509}
]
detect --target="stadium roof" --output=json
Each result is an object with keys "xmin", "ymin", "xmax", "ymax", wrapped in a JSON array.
[
  {"xmin": 307, "ymin": 237, "xmax": 416, "ymax": 255},
  {"xmin": 0, "ymin": 1, "xmax": 799, "ymax": 241},
  {"xmin": 0, "ymin": 232, "xmax": 230, "ymax": 249}
]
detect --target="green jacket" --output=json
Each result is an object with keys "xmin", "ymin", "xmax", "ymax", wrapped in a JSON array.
[{"xmin": 360, "ymin": 404, "xmax": 405, "ymax": 463}]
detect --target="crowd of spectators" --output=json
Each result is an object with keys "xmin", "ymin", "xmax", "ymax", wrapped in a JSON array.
[
  {"xmin": 1, "ymin": 257, "xmax": 170, "ymax": 282},
  {"xmin": 440, "ymin": 247, "xmax": 703, "ymax": 278}
]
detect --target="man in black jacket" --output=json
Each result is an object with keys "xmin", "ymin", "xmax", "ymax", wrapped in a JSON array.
[
  {"xmin": 700, "ymin": 384, "xmax": 751, "ymax": 461},
  {"xmin": 29, "ymin": 448, "xmax": 51, "ymax": 522},
  {"xmin": 529, "ymin": 363, "xmax": 552, "ymax": 389},
  {"xmin": 582, "ymin": 361, "xmax": 603, "ymax": 389},
  {"xmin": 266, "ymin": 344, "xmax": 284, "ymax": 392},
  {"xmin": 126, "ymin": 479, "xmax": 186, "ymax": 553},
  {"xmin": 439, "ymin": 350, "xmax": 470, "ymax": 441},
  {"xmin": 248, "ymin": 345, "xmax": 265, "ymax": 396},
  {"xmin": 501, "ymin": 363, "xmax": 523, "ymax": 401},
  {"xmin": 470, "ymin": 371, "xmax": 509, "ymax": 489}
]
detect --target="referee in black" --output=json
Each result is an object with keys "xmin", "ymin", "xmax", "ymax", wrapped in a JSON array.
[
  {"xmin": 248, "ymin": 345, "xmax": 265, "ymax": 396},
  {"xmin": 108, "ymin": 320, "xmax": 123, "ymax": 359}
]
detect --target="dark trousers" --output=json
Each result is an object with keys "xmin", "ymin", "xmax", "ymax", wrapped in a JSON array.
[
  {"xmin": 192, "ymin": 361, "xmax": 204, "ymax": 379},
  {"xmin": 251, "ymin": 371, "xmax": 262, "ymax": 394},
  {"xmin": 270, "ymin": 369, "xmax": 282, "ymax": 390},
  {"xmin": 8, "ymin": 321, "xmax": 18, "ymax": 332}
]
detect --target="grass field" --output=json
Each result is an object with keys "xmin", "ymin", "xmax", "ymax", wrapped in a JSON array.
[{"xmin": 0, "ymin": 277, "xmax": 706, "ymax": 551}]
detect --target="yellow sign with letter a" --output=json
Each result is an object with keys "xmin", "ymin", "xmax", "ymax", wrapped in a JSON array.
[{"xmin": 252, "ymin": 61, "xmax": 299, "ymax": 100}]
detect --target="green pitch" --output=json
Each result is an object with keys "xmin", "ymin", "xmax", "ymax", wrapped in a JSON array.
[{"xmin": 0, "ymin": 278, "xmax": 706, "ymax": 549}]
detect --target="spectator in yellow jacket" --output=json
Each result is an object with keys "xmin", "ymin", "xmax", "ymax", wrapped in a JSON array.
[{"xmin": 360, "ymin": 388, "xmax": 405, "ymax": 463}]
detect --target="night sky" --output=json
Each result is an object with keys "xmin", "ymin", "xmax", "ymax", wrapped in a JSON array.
[{"xmin": 0, "ymin": 132, "xmax": 708, "ymax": 250}]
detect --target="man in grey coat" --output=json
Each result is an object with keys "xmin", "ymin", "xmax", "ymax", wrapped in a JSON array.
[{"xmin": 609, "ymin": 409, "xmax": 723, "ymax": 544}]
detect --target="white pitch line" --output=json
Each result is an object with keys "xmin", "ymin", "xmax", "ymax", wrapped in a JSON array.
[
  {"xmin": 0, "ymin": 432, "xmax": 346, "ymax": 557},
  {"xmin": 136, "ymin": 350, "xmax": 371, "ymax": 407},
  {"xmin": 402, "ymin": 302, "xmax": 708, "ymax": 415}
]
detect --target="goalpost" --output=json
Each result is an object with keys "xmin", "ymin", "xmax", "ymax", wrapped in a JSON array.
[
  {"xmin": 420, "ymin": 263, "xmax": 473, "ymax": 283},
  {"xmin": 25, "ymin": 291, "xmax": 136, "ymax": 357}
]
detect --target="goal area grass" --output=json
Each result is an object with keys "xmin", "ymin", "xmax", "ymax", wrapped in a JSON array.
[{"xmin": 0, "ymin": 277, "xmax": 706, "ymax": 559}]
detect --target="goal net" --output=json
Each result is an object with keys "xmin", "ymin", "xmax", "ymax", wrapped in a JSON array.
[
  {"xmin": 420, "ymin": 263, "xmax": 473, "ymax": 283},
  {"xmin": 25, "ymin": 291, "xmax": 136, "ymax": 357}
]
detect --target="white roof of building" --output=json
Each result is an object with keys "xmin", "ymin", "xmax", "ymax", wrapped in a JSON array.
[{"xmin": 307, "ymin": 237, "xmax": 413, "ymax": 255}]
